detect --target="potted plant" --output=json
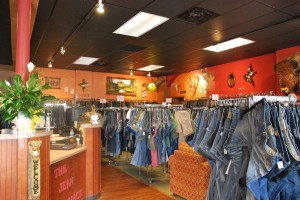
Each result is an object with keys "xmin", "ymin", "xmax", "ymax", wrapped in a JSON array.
[{"xmin": 0, "ymin": 73, "xmax": 55, "ymax": 134}]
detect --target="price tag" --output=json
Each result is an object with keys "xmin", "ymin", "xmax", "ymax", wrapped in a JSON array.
[
  {"xmin": 224, "ymin": 149, "xmax": 228, "ymax": 155},
  {"xmin": 277, "ymin": 161, "xmax": 284, "ymax": 169},
  {"xmin": 142, "ymin": 90, "xmax": 147, "ymax": 98},
  {"xmin": 212, "ymin": 94, "xmax": 219, "ymax": 100},
  {"xmin": 166, "ymin": 98, "xmax": 172, "ymax": 103},
  {"xmin": 100, "ymin": 99, "xmax": 106, "ymax": 103},
  {"xmin": 117, "ymin": 95, "xmax": 124, "ymax": 102}
]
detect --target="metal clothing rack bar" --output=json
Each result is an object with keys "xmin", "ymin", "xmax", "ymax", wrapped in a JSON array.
[
  {"xmin": 249, "ymin": 95, "xmax": 291, "ymax": 107},
  {"xmin": 215, "ymin": 97, "xmax": 248, "ymax": 107}
]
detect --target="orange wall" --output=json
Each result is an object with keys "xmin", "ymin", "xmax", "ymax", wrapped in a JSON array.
[
  {"xmin": 38, "ymin": 68, "xmax": 159, "ymax": 102},
  {"xmin": 167, "ymin": 45, "xmax": 300, "ymax": 99},
  {"xmin": 36, "ymin": 68, "xmax": 76, "ymax": 99},
  {"xmin": 92, "ymin": 72, "xmax": 158, "ymax": 101},
  {"xmin": 39, "ymin": 45, "xmax": 300, "ymax": 102},
  {"xmin": 168, "ymin": 53, "xmax": 279, "ymax": 99}
]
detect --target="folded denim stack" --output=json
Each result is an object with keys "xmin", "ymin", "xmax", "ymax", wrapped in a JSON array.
[{"xmin": 170, "ymin": 142, "xmax": 210, "ymax": 200}]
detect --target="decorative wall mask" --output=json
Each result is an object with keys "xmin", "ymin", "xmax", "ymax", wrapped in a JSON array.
[
  {"xmin": 202, "ymin": 68, "xmax": 215, "ymax": 81},
  {"xmin": 243, "ymin": 64, "xmax": 257, "ymax": 87},
  {"xmin": 187, "ymin": 75, "xmax": 199, "ymax": 97},
  {"xmin": 227, "ymin": 73, "xmax": 236, "ymax": 88},
  {"xmin": 171, "ymin": 82, "xmax": 179, "ymax": 91},
  {"xmin": 275, "ymin": 52, "xmax": 300, "ymax": 94},
  {"xmin": 79, "ymin": 79, "xmax": 88, "ymax": 92}
]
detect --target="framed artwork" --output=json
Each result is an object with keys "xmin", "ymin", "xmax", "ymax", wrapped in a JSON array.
[
  {"xmin": 106, "ymin": 77, "xmax": 136, "ymax": 96},
  {"xmin": 45, "ymin": 77, "xmax": 61, "ymax": 89}
]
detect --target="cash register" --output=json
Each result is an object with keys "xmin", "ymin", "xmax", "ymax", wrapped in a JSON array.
[{"xmin": 50, "ymin": 136, "xmax": 77, "ymax": 150}]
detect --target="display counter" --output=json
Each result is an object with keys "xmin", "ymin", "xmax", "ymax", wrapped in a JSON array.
[
  {"xmin": 50, "ymin": 147, "xmax": 87, "ymax": 200},
  {"xmin": 0, "ymin": 131, "xmax": 52, "ymax": 200},
  {"xmin": 0, "ymin": 124, "xmax": 102, "ymax": 200},
  {"xmin": 50, "ymin": 146, "xmax": 87, "ymax": 165}
]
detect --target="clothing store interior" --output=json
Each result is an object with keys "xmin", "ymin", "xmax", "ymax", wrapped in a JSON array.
[{"xmin": 1, "ymin": 0, "xmax": 300, "ymax": 200}]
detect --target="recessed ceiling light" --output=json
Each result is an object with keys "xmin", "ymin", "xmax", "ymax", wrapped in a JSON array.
[
  {"xmin": 137, "ymin": 65, "xmax": 165, "ymax": 71},
  {"xmin": 73, "ymin": 57, "xmax": 99, "ymax": 65},
  {"xmin": 203, "ymin": 37, "xmax": 255, "ymax": 52},
  {"xmin": 113, "ymin": 12, "xmax": 169, "ymax": 37}
]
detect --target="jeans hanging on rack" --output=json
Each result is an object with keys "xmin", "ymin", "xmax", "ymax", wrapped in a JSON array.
[{"xmin": 223, "ymin": 100, "xmax": 277, "ymax": 200}]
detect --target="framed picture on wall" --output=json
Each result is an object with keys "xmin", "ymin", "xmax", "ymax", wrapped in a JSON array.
[
  {"xmin": 45, "ymin": 77, "xmax": 61, "ymax": 89},
  {"xmin": 106, "ymin": 77, "xmax": 136, "ymax": 96}
]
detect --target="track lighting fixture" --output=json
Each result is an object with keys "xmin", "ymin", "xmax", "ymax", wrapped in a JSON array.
[
  {"xmin": 60, "ymin": 46, "xmax": 66, "ymax": 55},
  {"xmin": 27, "ymin": 62, "xmax": 35, "ymax": 72},
  {"xmin": 97, "ymin": 0, "xmax": 104, "ymax": 13},
  {"xmin": 129, "ymin": 70, "xmax": 134, "ymax": 76},
  {"xmin": 147, "ymin": 72, "xmax": 151, "ymax": 77},
  {"xmin": 48, "ymin": 61, "xmax": 53, "ymax": 68}
]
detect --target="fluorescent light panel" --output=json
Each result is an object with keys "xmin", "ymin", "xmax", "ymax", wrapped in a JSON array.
[
  {"xmin": 203, "ymin": 37, "xmax": 255, "ymax": 52},
  {"xmin": 113, "ymin": 12, "xmax": 169, "ymax": 37},
  {"xmin": 73, "ymin": 56, "xmax": 99, "ymax": 65},
  {"xmin": 137, "ymin": 65, "xmax": 165, "ymax": 71}
]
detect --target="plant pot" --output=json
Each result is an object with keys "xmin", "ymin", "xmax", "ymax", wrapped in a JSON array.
[{"xmin": 12, "ymin": 112, "xmax": 36, "ymax": 135}]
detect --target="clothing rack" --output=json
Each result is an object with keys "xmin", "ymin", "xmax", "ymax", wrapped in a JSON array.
[
  {"xmin": 249, "ymin": 95, "xmax": 293, "ymax": 107},
  {"xmin": 215, "ymin": 97, "xmax": 249, "ymax": 107}
]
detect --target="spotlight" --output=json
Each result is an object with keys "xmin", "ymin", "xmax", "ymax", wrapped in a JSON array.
[
  {"xmin": 60, "ymin": 46, "xmax": 66, "ymax": 55},
  {"xmin": 129, "ymin": 70, "xmax": 134, "ymax": 76},
  {"xmin": 48, "ymin": 61, "xmax": 53, "ymax": 68},
  {"xmin": 97, "ymin": 0, "xmax": 104, "ymax": 13},
  {"xmin": 27, "ymin": 62, "xmax": 35, "ymax": 72},
  {"xmin": 147, "ymin": 72, "xmax": 151, "ymax": 77}
]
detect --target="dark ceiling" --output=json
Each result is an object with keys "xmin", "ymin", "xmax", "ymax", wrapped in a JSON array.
[
  {"xmin": 3, "ymin": 0, "xmax": 300, "ymax": 76},
  {"xmin": 0, "ymin": 0, "xmax": 12, "ymax": 66}
]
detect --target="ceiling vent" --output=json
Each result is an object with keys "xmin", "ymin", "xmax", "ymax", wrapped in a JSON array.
[
  {"xmin": 177, "ymin": 7, "xmax": 219, "ymax": 25},
  {"xmin": 120, "ymin": 44, "xmax": 146, "ymax": 52}
]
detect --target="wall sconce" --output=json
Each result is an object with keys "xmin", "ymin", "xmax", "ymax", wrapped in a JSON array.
[
  {"xmin": 27, "ymin": 62, "xmax": 35, "ymax": 72},
  {"xmin": 97, "ymin": 0, "xmax": 104, "ymax": 13},
  {"xmin": 147, "ymin": 72, "xmax": 151, "ymax": 77},
  {"xmin": 129, "ymin": 70, "xmax": 134, "ymax": 76},
  {"xmin": 48, "ymin": 61, "xmax": 53, "ymax": 68}
]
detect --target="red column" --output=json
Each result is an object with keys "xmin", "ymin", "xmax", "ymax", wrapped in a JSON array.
[{"xmin": 15, "ymin": 0, "xmax": 31, "ymax": 82}]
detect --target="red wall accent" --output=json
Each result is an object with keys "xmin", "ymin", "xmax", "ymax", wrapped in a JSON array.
[{"xmin": 207, "ymin": 53, "xmax": 279, "ymax": 96}]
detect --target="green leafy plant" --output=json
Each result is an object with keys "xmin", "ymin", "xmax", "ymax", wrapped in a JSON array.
[{"xmin": 0, "ymin": 73, "xmax": 56, "ymax": 123}]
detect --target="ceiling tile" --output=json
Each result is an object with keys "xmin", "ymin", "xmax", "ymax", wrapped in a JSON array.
[
  {"xmin": 256, "ymin": 0, "xmax": 299, "ymax": 9},
  {"xmin": 142, "ymin": 19, "xmax": 194, "ymax": 42},
  {"xmin": 107, "ymin": 0, "xmax": 153, "ymax": 10},
  {"xmin": 83, "ymin": 4, "xmax": 137, "ymax": 33},
  {"xmin": 143, "ymin": 0, "xmax": 205, "ymax": 18},
  {"xmin": 202, "ymin": 1, "xmax": 275, "ymax": 31},
  {"xmin": 198, "ymin": 0, "xmax": 252, "ymax": 14},
  {"xmin": 187, "ymin": 11, "xmax": 292, "ymax": 49},
  {"xmin": 282, "ymin": 2, "xmax": 300, "ymax": 17}
]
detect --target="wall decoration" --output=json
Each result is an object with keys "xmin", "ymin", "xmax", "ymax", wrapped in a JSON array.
[
  {"xmin": 243, "ymin": 64, "xmax": 257, "ymax": 87},
  {"xmin": 227, "ymin": 73, "xmax": 236, "ymax": 88},
  {"xmin": 79, "ymin": 79, "xmax": 88, "ymax": 92},
  {"xmin": 275, "ymin": 52, "xmax": 300, "ymax": 94},
  {"xmin": 187, "ymin": 75, "xmax": 199, "ymax": 97},
  {"xmin": 45, "ymin": 77, "xmax": 61, "ymax": 89},
  {"xmin": 202, "ymin": 68, "xmax": 215, "ymax": 81},
  {"xmin": 106, "ymin": 77, "xmax": 136, "ymax": 96},
  {"xmin": 28, "ymin": 140, "xmax": 42, "ymax": 200}
]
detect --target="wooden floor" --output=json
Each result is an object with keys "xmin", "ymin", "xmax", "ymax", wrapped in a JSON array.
[{"xmin": 100, "ymin": 162, "xmax": 174, "ymax": 200}]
